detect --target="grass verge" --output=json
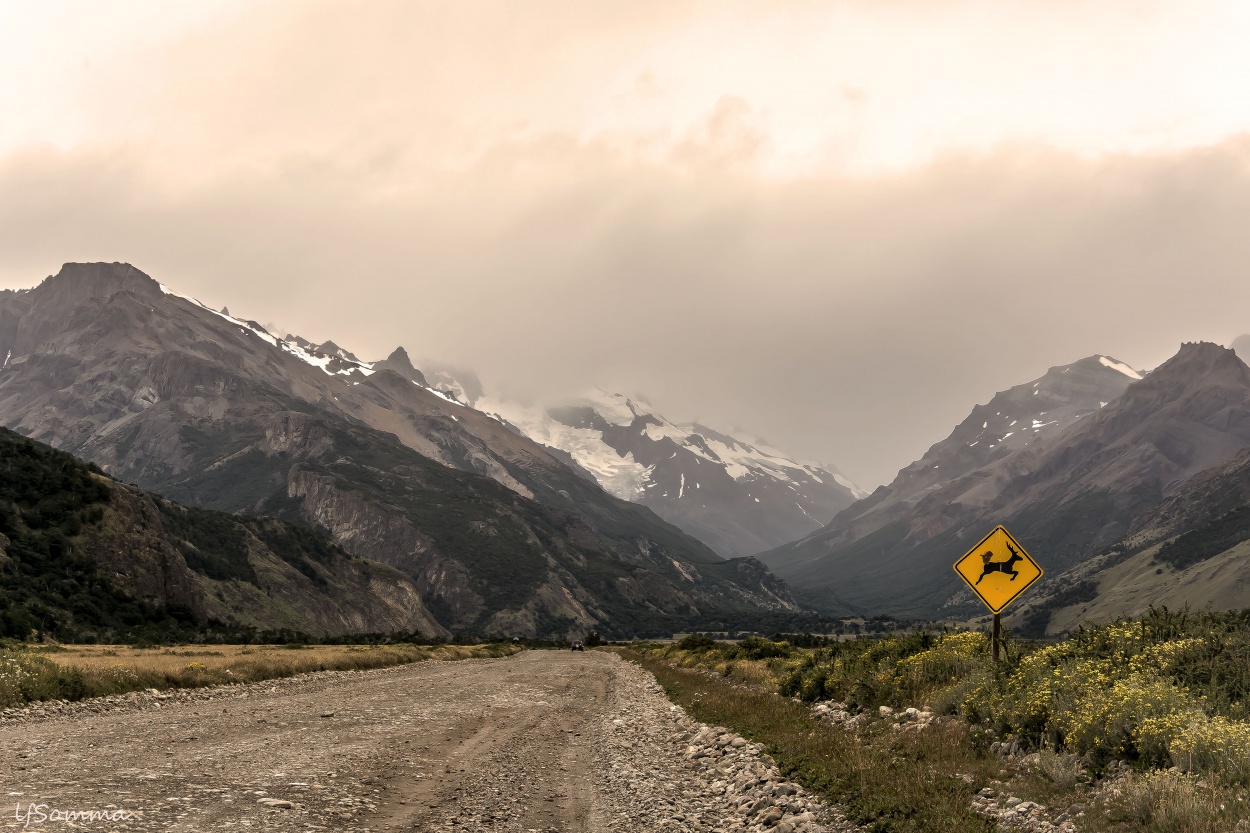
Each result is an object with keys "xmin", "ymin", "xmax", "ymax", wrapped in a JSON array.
[
  {"xmin": 624, "ymin": 628, "xmax": 1250, "ymax": 833},
  {"xmin": 616, "ymin": 647, "xmax": 1000, "ymax": 833},
  {"xmin": 0, "ymin": 642, "xmax": 520, "ymax": 707}
]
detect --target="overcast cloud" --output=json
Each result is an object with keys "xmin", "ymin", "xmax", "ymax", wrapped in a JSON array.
[{"xmin": 2, "ymin": 1, "xmax": 1250, "ymax": 487}]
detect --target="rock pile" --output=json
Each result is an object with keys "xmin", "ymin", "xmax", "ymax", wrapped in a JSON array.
[
  {"xmin": 809, "ymin": 701, "xmax": 857, "ymax": 726},
  {"xmin": 594, "ymin": 658, "xmax": 863, "ymax": 832},
  {"xmin": 991, "ymin": 738, "xmax": 1022, "ymax": 757},
  {"xmin": 970, "ymin": 787, "xmax": 1080, "ymax": 832},
  {"xmin": 809, "ymin": 701, "xmax": 936, "ymax": 733}
]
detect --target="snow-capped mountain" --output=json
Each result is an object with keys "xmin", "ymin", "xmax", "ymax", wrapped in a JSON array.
[
  {"xmin": 877, "ymin": 354, "xmax": 1146, "ymax": 509},
  {"xmin": 160, "ymin": 296, "xmax": 865, "ymax": 560},
  {"xmin": 0, "ymin": 263, "xmax": 803, "ymax": 638},
  {"xmin": 474, "ymin": 389, "xmax": 866, "ymax": 558}
]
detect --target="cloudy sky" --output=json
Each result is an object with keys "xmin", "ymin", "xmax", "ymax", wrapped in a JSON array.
[{"xmin": 2, "ymin": 0, "xmax": 1250, "ymax": 487}]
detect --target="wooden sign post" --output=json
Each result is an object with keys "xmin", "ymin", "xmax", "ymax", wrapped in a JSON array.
[{"xmin": 953, "ymin": 525, "xmax": 1042, "ymax": 661}]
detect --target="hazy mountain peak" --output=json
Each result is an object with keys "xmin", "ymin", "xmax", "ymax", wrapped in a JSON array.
[
  {"xmin": 476, "ymin": 386, "xmax": 864, "ymax": 556},
  {"xmin": 386, "ymin": 345, "xmax": 414, "ymax": 368},
  {"xmin": 151, "ymin": 282, "xmax": 375, "ymax": 381},
  {"xmin": 574, "ymin": 388, "xmax": 646, "ymax": 427},
  {"xmin": 896, "ymin": 352, "xmax": 1143, "ymax": 479},
  {"xmin": 1092, "ymin": 342, "xmax": 1250, "ymax": 423},
  {"xmin": 37, "ymin": 262, "xmax": 162, "ymax": 305},
  {"xmin": 313, "ymin": 340, "xmax": 360, "ymax": 362},
  {"xmin": 1156, "ymin": 341, "xmax": 1249, "ymax": 377},
  {"xmin": 371, "ymin": 346, "xmax": 429, "ymax": 386}
]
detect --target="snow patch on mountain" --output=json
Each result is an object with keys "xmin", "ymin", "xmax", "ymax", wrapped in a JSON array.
[
  {"xmin": 423, "ymin": 369, "xmax": 476, "ymax": 407},
  {"xmin": 478, "ymin": 388, "xmax": 867, "ymax": 504},
  {"xmin": 588, "ymin": 391, "xmax": 644, "ymax": 427},
  {"xmin": 476, "ymin": 394, "xmax": 652, "ymax": 499},
  {"xmin": 158, "ymin": 283, "xmax": 377, "ymax": 380},
  {"xmin": 1098, "ymin": 355, "xmax": 1144, "ymax": 380}
]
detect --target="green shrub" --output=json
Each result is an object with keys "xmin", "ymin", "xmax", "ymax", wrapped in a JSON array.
[
  {"xmin": 0, "ymin": 648, "xmax": 87, "ymax": 706},
  {"xmin": 676, "ymin": 634, "xmax": 718, "ymax": 651},
  {"xmin": 732, "ymin": 636, "xmax": 793, "ymax": 660}
]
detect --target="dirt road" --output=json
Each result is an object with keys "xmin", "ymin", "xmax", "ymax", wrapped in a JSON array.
[{"xmin": 2, "ymin": 651, "xmax": 842, "ymax": 832}]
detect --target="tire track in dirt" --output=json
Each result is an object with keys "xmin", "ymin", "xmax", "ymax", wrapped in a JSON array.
[
  {"xmin": 2, "ymin": 651, "xmax": 611, "ymax": 832},
  {"xmin": 3, "ymin": 650, "xmax": 845, "ymax": 832}
]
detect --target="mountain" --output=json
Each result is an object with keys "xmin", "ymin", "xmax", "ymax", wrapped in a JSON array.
[
  {"xmin": 1015, "ymin": 438, "xmax": 1250, "ymax": 635},
  {"xmin": 762, "ymin": 344, "xmax": 1250, "ymax": 618},
  {"xmin": 0, "ymin": 426, "xmax": 445, "ymax": 640},
  {"xmin": 0, "ymin": 263, "xmax": 797, "ymax": 637},
  {"xmin": 876, "ymin": 355, "xmax": 1143, "ymax": 507},
  {"xmin": 471, "ymin": 389, "xmax": 865, "ymax": 558}
]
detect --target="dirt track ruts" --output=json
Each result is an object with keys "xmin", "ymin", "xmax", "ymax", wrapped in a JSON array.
[{"xmin": 2, "ymin": 650, "xmax": 844, "ymax": 832}]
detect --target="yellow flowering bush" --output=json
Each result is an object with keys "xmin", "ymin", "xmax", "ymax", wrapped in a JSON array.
[
  {"xmin": 1169, "ymin": 714, "xmax": 1250, "ymax": 782},
  {"xmin": 961, "ymin": 643, "xmax": 1066, "ymax": 736},
  {"xmin": 896, "ymin": 631, "xmax": 987, "ymax": 687},
  {"xmin": 652, "ymin": 609, "xmax": 1250, "ymax": 785},
  {"xmin": 968, "ymin": 650, "xmax": 1204, "ymax": 763},
  {"xmin": 773, "ymin": 630, "xmax": 993, "ymax": 706},
  {"xmin": 961, "ymin": 612, "xmax": 1250, "ymax": 780},
  {"xmin": 1053, "ymin": 671, "xmax": 1197, "ymax": 762}
]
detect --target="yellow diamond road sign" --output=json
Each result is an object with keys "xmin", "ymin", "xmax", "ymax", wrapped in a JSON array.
[{"xmin": 953, "ymin": 526, "xmax": 1043, "ymax": 614}]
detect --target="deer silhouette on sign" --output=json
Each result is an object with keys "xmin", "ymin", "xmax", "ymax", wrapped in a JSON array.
[{"xmin": 974, "ymin": 542, "xmax": 1023, "ymax": 585}]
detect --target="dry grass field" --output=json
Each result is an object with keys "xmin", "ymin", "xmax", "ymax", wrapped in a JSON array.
[
  {"xmin": 43, "ymin": 643, "xmax": 501, "ymax": 675},
  {"xmin": 1, "ymin": 642, "xmax": 521, "ymax": 707}
]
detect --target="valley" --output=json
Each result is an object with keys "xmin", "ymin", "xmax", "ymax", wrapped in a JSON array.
[
  {"xmin": 7, "ymin": 263, "xmax": 1250, "ymax": 638},
  {"xmin": 7, "ymin": 9, "xmax": 1250, "ymax": 832},
  {"xmin": 7, "ymin": 267, "xmax": 1250, "ymax": 833}
]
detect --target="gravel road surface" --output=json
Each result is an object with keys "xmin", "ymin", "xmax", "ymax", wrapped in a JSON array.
[{"xmin": 2, "ymin": 650, "xmax": 849, "ymax": 832}]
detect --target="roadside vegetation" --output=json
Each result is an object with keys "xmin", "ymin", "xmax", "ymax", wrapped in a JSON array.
[
  {"xmin": 625, "ymin": 607, "xmax": 1250, "ymax": 833},
  {"xmin": 623, "ymin": 646, "xmax": 998, "ymax": 833},
  {"xmin": 0, "ymin": 641, "xmax": 520, "ymax": 708}
]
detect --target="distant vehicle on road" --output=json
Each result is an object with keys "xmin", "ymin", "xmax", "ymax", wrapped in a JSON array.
[{"xmin": 571, "ymin": 641, "xmax": 585, "ymax": 652}]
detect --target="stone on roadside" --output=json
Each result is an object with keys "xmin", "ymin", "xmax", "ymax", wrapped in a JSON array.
[{"xmin": 258, "ymin": 798, "xmax": 294, "ymax": 809}]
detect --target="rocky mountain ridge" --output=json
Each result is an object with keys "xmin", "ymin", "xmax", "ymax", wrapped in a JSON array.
[
  {"xmin": 0, "ymin": 263, "xmax": 798, "ymax": 637},
  {"xmin": 761, "ymin": 343, "xmax": 1250, "ymax": 618}
]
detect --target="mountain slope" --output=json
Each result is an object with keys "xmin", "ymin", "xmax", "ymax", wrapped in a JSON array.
[
  {"xmin": 762, "ymin": 344, "xmax": 1250, "ymax": 617},
  {"xmin": 873, "ymin": 354, "xmax": 1142, "ymax": 511},
  {"xmin": 475, "ymin": 390, "xmax": 865, "ymax": 558},
  {"xmin": 0, "ymin": 426, "xmax": 446, "ymax": 639},
  {"xmin": 0, "ymin": 263, "xmax": 796, "ymax": 636},
  {"xmin": 1015, "ymin": 441, "xmax": 1250, "ymax": 634}
]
